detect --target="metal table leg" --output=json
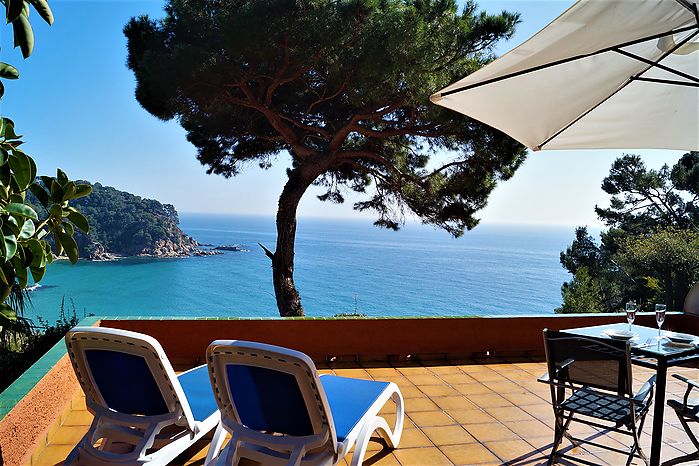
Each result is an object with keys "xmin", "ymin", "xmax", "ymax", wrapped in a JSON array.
[{"xmin": 650, "ymin": 360, "xmax": 667, "ymax": 466}]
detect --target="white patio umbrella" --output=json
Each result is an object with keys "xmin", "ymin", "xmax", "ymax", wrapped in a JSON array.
[{"xmin": 430, "ymin": 0, "xmax": 699, "ymax": 151}]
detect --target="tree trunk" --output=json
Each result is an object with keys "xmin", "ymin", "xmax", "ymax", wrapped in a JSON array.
[{"xmin": 270, "ymin": 166, "xmax": 318, "ymax": 317}]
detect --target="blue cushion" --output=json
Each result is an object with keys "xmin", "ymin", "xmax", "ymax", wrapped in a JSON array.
[
  {"xmin": 320, "ymin": 375, "xmax": 390, "ymax": 442},
  {"xmin": 85, "ymin": 349, "xmax": 169, "ymax": 416},
  {"xmin": 178, "ymin": 365, "xmax": 219, "ymax": 422},
  {"xmin": 225, "ymin": 364, "xmax": 314, "ymax": 436}
]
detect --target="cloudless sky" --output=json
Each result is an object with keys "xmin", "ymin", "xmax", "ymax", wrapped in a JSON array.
[{"xmin": 0, "ymin": 0, "xmax": 685, "ymax": 228}]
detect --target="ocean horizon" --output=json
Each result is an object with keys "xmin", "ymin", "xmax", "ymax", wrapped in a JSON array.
[{"xmin": 24, "ymin": 213, "xmax": 579, "ymax": 323}]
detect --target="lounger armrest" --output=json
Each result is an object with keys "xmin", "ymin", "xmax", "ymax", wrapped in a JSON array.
[
  {"xmin": 673, "ymin": 373, "xmax": 699, "ymax": 390},
  {"xmin": 633, "ymin": 375, "xmax": 656, "ymax": 405}
]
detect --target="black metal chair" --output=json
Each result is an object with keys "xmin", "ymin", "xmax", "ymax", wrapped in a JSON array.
[
  {"xmin": 540, "ymin": 329, "xmax": 656, "ymax": 466},
  {"xmin": 664, "ymin": 374, "xmax": 699, "ymax": 465}
]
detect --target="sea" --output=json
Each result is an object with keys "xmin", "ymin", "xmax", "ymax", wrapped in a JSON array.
[{"xmin": 23, "ymin": 214, "xmax": 577, "ymax": 323}]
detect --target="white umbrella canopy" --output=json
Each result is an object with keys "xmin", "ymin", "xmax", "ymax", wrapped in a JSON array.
[{"xmin": 431, "ymin": 0, "xmax": 699, "ymax": 151}]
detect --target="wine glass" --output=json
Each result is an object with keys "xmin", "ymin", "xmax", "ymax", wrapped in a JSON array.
[
  {"xmin": 625, "ymin": 302, "xmax": 637, "ymax": 333},
  {"xmin": 655, "ymin": 304, "xmax": 667, "ymax": 339}
]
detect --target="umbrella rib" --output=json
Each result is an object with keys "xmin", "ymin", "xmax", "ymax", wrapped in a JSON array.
[
  {"xmin": 631, "ymin": 77, "xmax": 699, "ymax": 88},
  {"xmin": 438, "ymin": 24, "xmax": 698, "ymax": 98},
  {"xmin": 537, "ymin": 27, "xmax": 699, "ymax": 150},
  {"xmin": 613, "ymin": 47, "xmax": 699, "ymax": 85}
]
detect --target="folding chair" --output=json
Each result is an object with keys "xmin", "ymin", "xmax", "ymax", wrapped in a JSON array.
[
  {"xmin": 205, "ymin": 340, "xmax": 404, "ymax": 466},
  {"xmin": 64, "ymin": 326, "xmax": 222, "ymax": 465},
  {"xmin": 540, "ymin": 329, "xmax": 656, "ymax": 466},
  {"xmin": 664, "ymin": 374, "xmax": 699, "ymax": 465}
]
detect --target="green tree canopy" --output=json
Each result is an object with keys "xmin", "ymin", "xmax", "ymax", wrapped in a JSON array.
[
  {"xmin": 559, "ymin": 153, "xmax": 699, "ymax": 313},
  {"xmin": 125, "ymin": 0, "xmax": 527, "ymax": 316}
]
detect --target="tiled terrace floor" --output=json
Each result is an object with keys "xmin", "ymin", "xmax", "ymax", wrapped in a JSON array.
[{"xmin": 31, "ymin": 358, "xmax": 699, "ymax": 465}]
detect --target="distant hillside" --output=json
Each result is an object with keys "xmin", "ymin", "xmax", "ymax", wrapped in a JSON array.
[{"xmin": 31, "ymin": 182, "xmax": 201, "ymax": 260}]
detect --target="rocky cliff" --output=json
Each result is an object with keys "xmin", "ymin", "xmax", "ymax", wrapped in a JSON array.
[{"xmin": 31, "ymin": 182, "xmax": 204, "ymax": 260}]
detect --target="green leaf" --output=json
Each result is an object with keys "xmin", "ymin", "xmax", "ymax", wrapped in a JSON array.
[
  {"xmin": 39, "ymin": 175, "xmax": 53, "ymax": 188},
  {"xmin": 0, "ymin": 303, "xmax": 17, "ymax": 323},
  {"xmin": 27, "ymin": 0, "xmax": 52, "ymax": 25},
  {"xmin": 49, "ymin": 203, "xmax": 62, "ymax": 217},
  {"xmin": 56, "ymin": 168, "xmax": 68, "ymax": 186},
  {"xmin": 0, "ymin": 62, "xmax": 19, "ymax": 80},
  {"xmin": 12, "ymin": 256, "xmax": 27, "ymax": 288},
  {"xmin": 72, "ymin": 183, "xmax": 91, "ymax": 200},
  {"xmin": 62, "ymin": 181, "xmax": 76, "ymax": 201},
  {"xmin": 9, "ymin": 151, "xmax": 34, "ymax": 190},
  {"xmin": 2, "ymin": 122, "xmax": 20, "ymax": 140},
  {"xmin": 50, "ymin": 179, "xmax": 63, "ymax": 203},
  {"xmin": 67, "ymin": 210, "xmax": 89, "ymax": 233},
  {"xmin": 29, "ymin": 183, "xmax": 49, "ymax": 207},
  {"xmin": 5, "ymin": 202, "xmax": 37, "ymax": 220},
  {"xmin": 4, "ymin": 234, "xmax": 17, "ymax": 259},
  {"xmin": 12, "ymin": 13, "xmax": 34, "ymax": 59},
  {"xmin": 57, "ymin": 230, "xmax": 78, "ymax": 263},
  {"xmin": 63, "ymin": 221, "xmax": 74, "ymax": 236},
  {"xmin": 18, "ymin": 218, "xmax": 34, "ymax": 239},
  {"xmin": 0, "ymin": 266, "xmax": 8, "ymax": 286},
  {"xmin": 8, "ymin": 193, "xmax": 23, "ymax": 204},
  {"xmin": 6, "ymin": 0, "xmax": 25, "ymax": 24},
  {"xmin": 26, "ymin": 238, "xmax": 45, "ymax": 267},
  {"xmin": 29, "ymin": 265, "xmax": 45, "ymax": 282}
]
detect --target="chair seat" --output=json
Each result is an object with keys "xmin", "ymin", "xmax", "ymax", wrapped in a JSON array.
[
  {"xmin": 178, "ymin": 365, "xmax": 219, "ymax": 422},
  {"xmin": 668, "ymin": 399, "xmax": 699, "ymax": 419},
  {"xmin": 561, "ymin": 387, "xmax": 644, "ymax": 424},
  {"xmin": 320, "ymin": 375, "xmax": 389, "ymax": 442}
]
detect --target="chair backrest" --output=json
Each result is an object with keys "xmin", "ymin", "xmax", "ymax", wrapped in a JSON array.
[
  {"xmin": 207, "ymin": 340, "xmax": 337, "ymax": 454},
  {"xmin": 65, "ymin": 326, "xmax": 196, "ymax": 430},
  {"xmin": 543, "ymin": 329, "xmax": 633, "ymax": 396}
]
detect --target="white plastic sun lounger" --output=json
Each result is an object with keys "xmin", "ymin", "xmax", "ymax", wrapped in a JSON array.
[
  {"xmin": 205, "ymin": 340, "xmax": 404, "ymax": 466},
  {"xmin": 64, "ymin": 327, "xmax": 221, "ymax": 465}
]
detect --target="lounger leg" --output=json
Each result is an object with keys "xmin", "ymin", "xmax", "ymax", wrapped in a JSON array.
[
  {"xmin": 350, "ymin": 417, "xmax": 394, "ymax": 466},
  {"xmin": 386, "ymin": 388, "xmax": 404, "ymax": 448},
  {"xmin": 205, "ymin": 422, "xmax": 227, "ymax": 466}
]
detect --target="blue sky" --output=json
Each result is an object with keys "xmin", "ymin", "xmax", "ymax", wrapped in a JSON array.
[{"xmin": 0, "ymin": 0, "xmax": 684, "ymax": 227}]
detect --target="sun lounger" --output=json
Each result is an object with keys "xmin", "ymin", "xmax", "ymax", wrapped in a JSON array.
[
  {"xmin": 205, "ymin": 340, "xmax": 404, "ymax": 466},
  {"xmin": 64, "ymin": 326, "xmax": 221, "ymax": 465}
]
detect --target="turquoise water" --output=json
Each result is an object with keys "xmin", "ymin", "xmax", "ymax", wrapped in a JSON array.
[{"xmin": 24, "ymin": 214, "xmax": 574, "ymax": 322}]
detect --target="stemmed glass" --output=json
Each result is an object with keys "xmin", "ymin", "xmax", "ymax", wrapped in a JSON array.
[
  {"xmin": 625, "ymin": 302, "xmax": 637, "ymax": 333},
  {"xmin": 655, "ymin": 304, "xmax": 667, "ymax": 340}
]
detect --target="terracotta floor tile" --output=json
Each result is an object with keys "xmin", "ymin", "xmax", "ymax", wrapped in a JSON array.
[
  {"xmin": 446, "ymin": 408, "xmax": 496, "ymax": 425},
  {"xmin": 62, "ymin": 410, "xmax": 93, "ymax": 427},
  {"xmin": 27, "ymin": 361, "xmax": 699, "ymax": 466},
  {"xmin": 440, "ymin": 443, "xmax": 500, "ymax": 464},
  {"xmin": 484, "ymin": 438, "xmax": 546, "ymax": 463},
  {"xmin": 432, "ymin": 395, "xmax": 474, "ymax": 411},
  {"xmin": 418, "ymin": 384, "xmax": 459, "ymax": 397},
  {"xmin": 393, "ymin": 446, "xmax": 454, "ymax": 465},
  {"xmin": 407, "ymin": 410, "xmax": 457, "ymax": 427},
  {"xmin": 484, "ymin": 405, "xmax": 533, "ymax": 422},
  {"xmin": 405, "ymin": 397, "xmax": 441, "ymax": 413},
  {"xmin": 421, "ymin": 425, "xmax": 476, "ymax": 446},
  {"xmin": 438, "ymin": 373, "xmax": 477, "ymax": 385},
  {"xmin": 465, "ymin": 393, "xmax": 513, "ymax": 409},
  {"xmin": 408, "ymin": 374, "xmax": 445, "ymax": 386},
  {"xmin": 452, "ymin": 383, "xmax": 492, "ymax": 396},
  {"xmin": 465, "ymin": 422, "xmax": 519, "ymax": 442},
  {"xmin": 503, "ymin": 419, "xmax": 552, "ymax": 439},
  {"xmin": 49, "ymin": 425, "xmax": 89, "ymax": 446},
  {"xmin": 398, "ymin": 428, "xmax": 434, "ymax": 448}
]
